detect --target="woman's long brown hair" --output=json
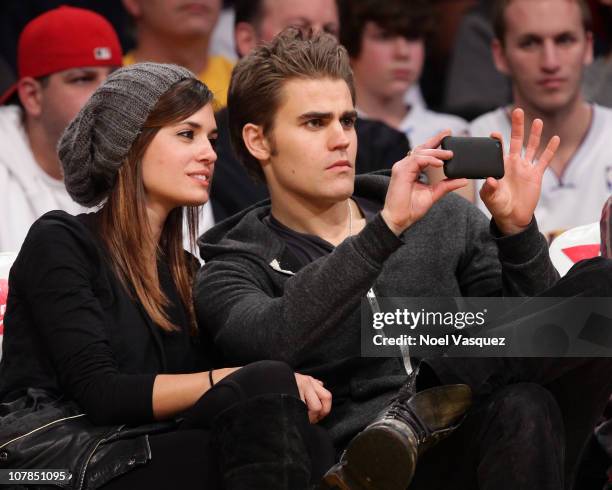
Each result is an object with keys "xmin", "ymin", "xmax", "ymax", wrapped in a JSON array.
[{"xmin": 98, "ymin": 78, "xmax": 212, "ymax": 333}]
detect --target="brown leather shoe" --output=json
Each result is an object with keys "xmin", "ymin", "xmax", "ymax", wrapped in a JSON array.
[{"xmin": 321, "ymin": 384, "xmax": 472, "ymax": 490}]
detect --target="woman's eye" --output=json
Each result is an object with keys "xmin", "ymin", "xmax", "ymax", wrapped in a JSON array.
[
  {"xmin": 209, "ymin": 137, "xmax": 218, "ymax": 150},
  {"xmin": 178, "ymin": 130, "xmax": 194, "ymax": 139}
]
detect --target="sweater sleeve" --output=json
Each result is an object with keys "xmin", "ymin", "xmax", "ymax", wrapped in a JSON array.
[
  {"xmin": 195, "ymin": 213, "xmax": 403, "ymax": 366},
  {"xmin": 457, "ymin": 203, "xmax": 559, "ymax": 296},
  {"xmin": 16, "ymin": 215, "xmax": 156, "ymax": 425}
]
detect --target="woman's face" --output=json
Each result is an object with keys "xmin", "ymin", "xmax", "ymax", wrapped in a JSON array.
[{"xmin": 141, "ymin": 103, "xmax": 217, "ymax": 216}]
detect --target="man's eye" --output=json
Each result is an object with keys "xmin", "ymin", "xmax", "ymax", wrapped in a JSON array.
[
  {"xmin": 519, "ymin": 39, "xmax": 538, "ymax": 49},
  {"xmin": 557, "ymin": 34, "xmax": 576, "ymax": 46},
  {"xmin": 306, "ymin": 119, "xmax": 323, "ymax": 129},
  {"xmin": 69, "ymin": 76, "xmax": 95, "ymax": 84},
  {"xmin": 341, "ymin": 117, "xmax": 356, "ymax": 129}
]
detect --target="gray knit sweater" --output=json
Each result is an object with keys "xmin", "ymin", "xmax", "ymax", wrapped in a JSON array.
[{"xmin": 195, "ymin": 173, "xmax": 558, "ymax": 447}]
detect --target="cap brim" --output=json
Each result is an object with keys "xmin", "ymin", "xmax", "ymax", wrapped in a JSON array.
[{"xmin": 0, "ymin": 83, "xmax": 18, "ymax": 106}]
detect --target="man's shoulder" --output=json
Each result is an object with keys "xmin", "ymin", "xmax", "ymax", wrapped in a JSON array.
[{"xmin": 469, "ymin": 107, "xmax": 508, "ymax": 136}]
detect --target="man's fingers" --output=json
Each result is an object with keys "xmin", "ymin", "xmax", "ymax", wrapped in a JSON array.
[
  {"xmin": 524, "ymin": 118, "xmax": 543, "ymax": 162},
  {"xmin": 536, "ymin": 135, "xmax": 560, "ymax": 172},
  {"xmin": 509, "ymin": 108, "xmax": 525, "ymax": 157},
  {"xmin": 396, "ymin": 156, "xmax": 444, "ymax": 179},
  {"xmin": 479, "ymin": 177, "xmax": 499, "ymax": 201},
  {"xmin": 418, "ymin": 129, "xmax": 452, "ymax": 150},
  {"xmin": 431, "ymin": 178, "xmax": 468, "ymax": 202},
  {"xmin": 490, "ymin": 132, "xmax": 505, "ymax": 154}
]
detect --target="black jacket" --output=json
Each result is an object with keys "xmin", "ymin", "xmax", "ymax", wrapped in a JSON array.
[
  {"xmin": 209, "ymin": 108, "xmax": 410, "ymax": 221},
  {"xmin": 195, "ymin": 173, "xmax": 558, "ymax": 447},
  {"xmin": 0, "ymin": 211, "xmax": 208, "ymax": 488}
]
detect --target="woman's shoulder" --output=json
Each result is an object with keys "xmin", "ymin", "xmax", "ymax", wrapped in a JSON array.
[
  {"xmin": 26, "ymin": 210, "xmax": 97, "ymax": 242},
  {"xmin": 18, "ymin": 211, "xmax": 104, "ymax": 269}
]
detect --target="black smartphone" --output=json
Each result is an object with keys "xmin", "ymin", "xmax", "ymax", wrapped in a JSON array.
[{"xmin": 441, "ymin": 136, "xmax": 504, "ymax": 179}]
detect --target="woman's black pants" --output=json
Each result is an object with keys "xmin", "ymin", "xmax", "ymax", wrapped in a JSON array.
[{"xmin": 102, "ymin": 360, "xmax": 335, "ymax": 489}]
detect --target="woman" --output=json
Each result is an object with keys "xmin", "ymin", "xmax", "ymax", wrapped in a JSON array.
[{"xmin": 0, "ymin": 63, "xmax": 333, "ymax": 489}]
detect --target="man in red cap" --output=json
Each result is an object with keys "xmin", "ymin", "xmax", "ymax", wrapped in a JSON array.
[{"xmin": 0, "ymin": 6, "xmax": 122, "ymax": 252}]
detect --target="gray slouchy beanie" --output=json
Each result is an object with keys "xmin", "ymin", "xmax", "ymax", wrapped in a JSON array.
[{"xmin": 58, "ymin": 62, "xmax": 196, "ymax": 207}]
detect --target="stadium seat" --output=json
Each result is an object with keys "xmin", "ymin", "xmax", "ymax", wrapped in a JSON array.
[{"xmin": 549, "ymin": 222, "xmax": 600, "ymax": 277}]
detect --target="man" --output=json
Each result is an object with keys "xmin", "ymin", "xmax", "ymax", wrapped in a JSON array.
[
  {"xmin": 471, "ymin": 0, "xmax": 612, "ymax": 237},
  {"xmin": 0, "ymin": 6, "xmax": 122, "ymax": 252},
  {"xmin": 338, "ymin": 0, "xmax": 471, "ymax": 200},
  {"xmin": 196, "ymin": 28, "xmax": 612, "ymax": 489},
  {"xmin": 210, "ymin": 0, "xmax": 410, "ymax": 221},
  {"xmin": 121, "ymin": 0, "xmax": 233, "ymax": 108}
]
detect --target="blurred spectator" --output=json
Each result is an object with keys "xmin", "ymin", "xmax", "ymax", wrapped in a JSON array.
[
  {"xmin": 470, "ymin": 0, "xmax": 612, "ymax": 237},
  {"xmin": 121, "ymin": 0, "xmax": 233, "ymax": 107},
  {"xmin": 209, "ymin": 0, "xmax": 409, "ymax": 221},
  {"xmin": 583, "ymin": 0, "xmax": 612, "ymax": 106},
  {"xmin": 338, "ymin": 0, "xmax": 472, "ymax": 200},
  {"xmin": 0, "ymin": 6, "xmax": 121, "ymax": 252},
  {"xmin": 210, "ymin": 0, "xmax": 238, "ymax": 62},
  {"xmin": 0, "ymin": 56, "xmax": 15, "ymax": 99},
  {"xmin": 444, "ymin": 0, "xmax": 513, "ymax": 120}
]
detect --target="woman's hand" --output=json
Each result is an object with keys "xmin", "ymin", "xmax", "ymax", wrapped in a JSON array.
[
  {"xmin": 295, "ymin": 373, "xmax": 332, "ymax": 423},
  {"xmin": 480, "ymin": 108, "xmax": 560, "ymax": 235}
]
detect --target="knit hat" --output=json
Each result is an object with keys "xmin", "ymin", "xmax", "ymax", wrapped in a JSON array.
[
  {"xmin": 0, "ymin": 6, "xmax": 122, "ymax": 105},
  {"xmin": 59, "ymin": 62, "xmax": 196, "ymax": 207}
]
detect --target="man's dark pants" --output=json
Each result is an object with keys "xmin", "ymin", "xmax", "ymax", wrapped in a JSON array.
[{"xmin": 411, "ymin": 257, "xmax": 612, "ymax": 489}]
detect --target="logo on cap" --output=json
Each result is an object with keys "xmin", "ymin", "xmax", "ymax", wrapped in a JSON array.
[{"xmin": 94, "ymin": 47, "xmax": 112, "ymax": 60}]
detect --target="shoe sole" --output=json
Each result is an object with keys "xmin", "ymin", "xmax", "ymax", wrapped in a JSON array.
[{"xmin": 323, "ymin": 425, "xmax": 416, "ymax": 490}]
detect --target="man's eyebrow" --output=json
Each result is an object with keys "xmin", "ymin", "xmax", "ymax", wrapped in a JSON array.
[
  {"xmin": 517, "ymin": 33, "xmax": 542, "ymax": 41},
  {"xmin": 297, "ymin": 111, "xmax": 333, "ymax": 121},
  {"xmin": 342, "ymin": 110, "xmax": 358, "ymax": 119}
]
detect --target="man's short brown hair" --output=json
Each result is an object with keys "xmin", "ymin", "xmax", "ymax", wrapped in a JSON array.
[
  {"xmin": 492, "ymin": 0, "xmax": 592, "ymax": 45},
  {"xmin": 228, "ymin": 27, "xmax": 355, "ymax": 183}
]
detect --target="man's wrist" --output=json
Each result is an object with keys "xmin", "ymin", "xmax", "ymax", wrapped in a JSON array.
[
  {"xmin": 381, "ymin": 209, "xmax": 409, "ymax": 236},
  {"xmin": 493, "ymin": 218, "xmax": 531, "ymax": 236}
]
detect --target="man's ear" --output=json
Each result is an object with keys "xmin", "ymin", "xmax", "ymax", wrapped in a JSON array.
[
  {"xmin": 17, "ymin": 77, "xmax": 43, "ymax": 118},
  {"xmin": 242, "ymin": 123, "xmax": 272, "ymax": 161},
  {"xmin": 235, "ymin": 22, "xmax": 258, "ymax": 58},
  {"xmin": 491, "ymin": 38, "xmax": 510, "ymax": 76}
]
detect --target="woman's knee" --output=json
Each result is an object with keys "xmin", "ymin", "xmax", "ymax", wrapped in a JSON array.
[{"xmin": 231, "ymin": 360, "xmax": 299, "ymax": 399}]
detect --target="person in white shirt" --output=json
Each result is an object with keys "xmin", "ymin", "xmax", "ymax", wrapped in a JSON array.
[
  {"xmin": 470, "ymin": 0, "xmax": 612, "ymax": 238},
  {"xmin": 0, "ymin": 6, "xmax": 122, "ymax": 252},
  {"xmin": 337, "ymin": 0, "xmax": 471, "ymax": 200}
]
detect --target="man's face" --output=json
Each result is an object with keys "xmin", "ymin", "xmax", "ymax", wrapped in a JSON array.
[
  {"xmin": 128, "ymin": 0, "xmax": 222, "ymax": 38},
  {"xmin": 494, "ymin": 0, "xmax": 592, "ymax": 114},
  {"xmin": 351, "ymin": 22, "xmax": 424, "ymax": 101},
  {"xmin": 39, "ymin": 66, "xmax": 115, "ymax": 146},
  {"xmin": 261, "ymin": 78, "xmax": 357, "ymax": 205},
  {"xmin": 259, "ymin": 0, "xmax": 339, "ymax": 41}
]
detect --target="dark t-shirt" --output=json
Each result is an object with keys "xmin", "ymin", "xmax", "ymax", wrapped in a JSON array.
[{"xmin": 264, "ymin": 197, "xmax": 381, "ymax": 267}]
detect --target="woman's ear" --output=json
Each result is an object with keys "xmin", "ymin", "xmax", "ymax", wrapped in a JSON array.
[{"xmin": 242, "ymin": 123, "xmax": 272, "ymax": 162}]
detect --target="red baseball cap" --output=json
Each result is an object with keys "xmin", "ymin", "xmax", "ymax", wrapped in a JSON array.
[{"xmin": 0, "ymin": 6, "xmax": 123, "ymax": 105}]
